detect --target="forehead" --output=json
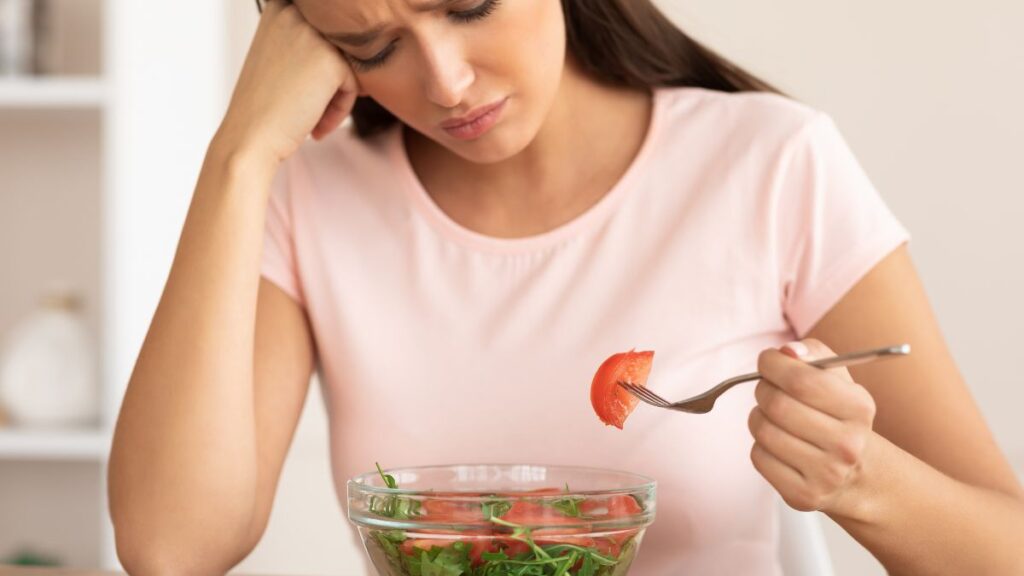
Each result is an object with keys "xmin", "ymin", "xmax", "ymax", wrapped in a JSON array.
[{"xmin": 299, "ymin": 0, "xmax": 460, "ymax": 29}]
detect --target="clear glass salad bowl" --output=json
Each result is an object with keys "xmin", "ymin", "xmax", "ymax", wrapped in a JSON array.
[{"xmin": 348, "ymin": 463, "xmax": 656, "ymax": 576}]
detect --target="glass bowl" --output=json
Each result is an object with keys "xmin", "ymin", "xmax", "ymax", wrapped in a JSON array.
[{"xmin": 348, "ymin": 464, "xmax": 656, "ymax": 575}]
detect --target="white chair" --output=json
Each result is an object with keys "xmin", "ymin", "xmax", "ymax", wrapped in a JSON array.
[{"xmin": 777, "ymin": 498, "xmax": 835, "ymax": 576}]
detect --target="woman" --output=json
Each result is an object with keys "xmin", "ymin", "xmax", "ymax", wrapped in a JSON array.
[{"xmin": 108, "ymin": 0, "xmax": 1024, "ymax": 573}]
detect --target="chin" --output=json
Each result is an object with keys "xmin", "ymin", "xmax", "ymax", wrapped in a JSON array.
[{"xmin": 442, "ymin": 124, "xmax": 536, "ymax": 165}]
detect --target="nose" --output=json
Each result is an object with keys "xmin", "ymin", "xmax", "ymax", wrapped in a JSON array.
[{"xmin": 417, "ymin": 34, "xmax": 474, "ymax": 109}]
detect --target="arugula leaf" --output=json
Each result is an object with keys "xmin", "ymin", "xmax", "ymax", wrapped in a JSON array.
[
  {"xmin": 370, "ymin": 529, "xmax": 408, "ymax": 574},
  {"xmin": 375, "ymin": 529, "xmax": 407, "ymax": 556},
  {"xmin": 378, "ymin": 462, "xmax": 399, "ymax": 488},
  {"xmin": 481, "ymin": 498, "xmax": 512, "ymax": 520},
  {"xmin": 370, "ymin": 462, "xmax": 423, "ymax": 520},
  {"xmin": 548, "ymin": 483, "xmax": 585, "ymax": 518},
  {"xmin": 418, "ymin": 541, "xmax": 472, "ymax": 576}
]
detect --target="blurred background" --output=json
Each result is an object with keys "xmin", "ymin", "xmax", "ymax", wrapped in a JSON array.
[{"xmin": 0, "ymin": 0, "xmax": 1020, "ymax": 574}]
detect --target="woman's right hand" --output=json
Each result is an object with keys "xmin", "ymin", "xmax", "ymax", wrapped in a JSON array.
[{"xmin": 217, "ymin": 0, "xmax": 361, "ymax": 165}]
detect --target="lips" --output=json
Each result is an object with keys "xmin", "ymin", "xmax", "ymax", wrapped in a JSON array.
[{"xmin": 440, "ymin": 98, "xmax": 507, "ymax": 129}]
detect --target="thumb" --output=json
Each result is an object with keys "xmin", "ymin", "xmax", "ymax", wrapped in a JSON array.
[{"xmin": 780, "ymin": 338, "xmax": 853, "ymax": 381}]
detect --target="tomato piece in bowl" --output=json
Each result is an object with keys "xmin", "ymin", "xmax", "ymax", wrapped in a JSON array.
[
  {"xmin": 500, "ymin": 501, "xmax": 586, "ymax": 526},
  {"xmin": 419, "ymin": 498, "xmax": 487, "ymax": 523}
]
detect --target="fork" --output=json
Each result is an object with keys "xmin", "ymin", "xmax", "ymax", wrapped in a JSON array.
[{"xmin": 617, "ymin": 344, "xmax": 911, "ymax": 414}]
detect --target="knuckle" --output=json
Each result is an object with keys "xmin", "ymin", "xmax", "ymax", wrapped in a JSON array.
[
  {"xmin": 821, "ymin": 461, "xmax": 848, "ymax": 487},
  {"xmin": 750, "ymin": 444, "xmax": 766, "ymax": 469},
  {"xmin": 800, "ymin": 487, "xmax": 824, "ymax": 511},
  {"xmin": 784, "ymin": 487, "xmax": 821, "ymax": 512},
  {"xmin": 856, "ymin": 387, "xmax": 878, "ymax": 420},
  {"xmin": 754, "ymin": 379, "xmax": 770, "ymax": 404},
  {"xmin": 764, "ymin": 390, "xmax": 789, "ymax": 421},
  {"xmin": 790, "ymin": 373, "xmax": 817, "ymax": 398},
  {"xmin": 834, "ymin": 433, "xmax": 863, "ymax": 465},
  {"xmin": 747, "ymin": 408, "xmax": 760, "ymax": 434},
  {"xmin": 754, "ymin": 418, "xmax": 776, "ymax": 446}
]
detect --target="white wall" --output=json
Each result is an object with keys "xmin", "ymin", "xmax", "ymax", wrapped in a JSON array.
[{"xmin": 224, "ymin": 1, "xmax": 1024, "ymax": 575}]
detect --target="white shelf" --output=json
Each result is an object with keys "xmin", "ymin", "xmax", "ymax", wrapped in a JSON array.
[
  {"xmin": 0, "ymin": 76, "xmax": 106, "ymax": 109},
  {"xmin": 0, "ymin": 428, "xmax": 111, "ymax": 461}
]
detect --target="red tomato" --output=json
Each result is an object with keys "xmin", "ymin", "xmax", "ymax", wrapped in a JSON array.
[
  {"xmin": 495, "ymin": 487, "xmax": 564, "ymax": 497},
  {"xmin": 419, "ymin": 499, "xmax": 485, "ymax": 523},
  {"xmin": 532, "ymin": 528, "xmax": 595, "ymax": 549},
  {"xmin": 501, "ymin": 501, "xmax": 583, "ymax": 526},
  {"xmin": 590, "ymin": 350, "xmax": 654, "ymax": 429}
]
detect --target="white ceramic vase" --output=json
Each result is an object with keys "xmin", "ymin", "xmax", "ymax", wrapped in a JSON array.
[{"xmin": 0, "ymin": 294, "xmax": 98, "ymax": 428}]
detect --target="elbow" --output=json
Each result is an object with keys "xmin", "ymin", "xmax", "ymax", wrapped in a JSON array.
[
  {"xmin": 114, "ymin": 534, "xmax": 189, "ymax": 576},
  {"xmin": 110, "ymin": 500, "xmax": 251, "ymax": 576},
  {"xmin": 113, "ymin": 528, "xmax": 246, "ymax": 576}
]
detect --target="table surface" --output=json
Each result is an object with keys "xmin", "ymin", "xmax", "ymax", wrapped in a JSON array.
[
  {"xmin": 1, "ymin": 565, "xmax": 296, "ymax": 569},
  {"xmin": 0, "ymin": 565, "xmax": 121, "ymax": 569}
]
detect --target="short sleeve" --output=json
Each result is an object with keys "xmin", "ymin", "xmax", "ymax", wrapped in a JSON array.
[
  {"xmin": 776, "ymin": 113, "xmax": 911, "ymax": 338},
  {"xmin": 261, "ymin": 159, "xmax": 306, "ymax": 307}
]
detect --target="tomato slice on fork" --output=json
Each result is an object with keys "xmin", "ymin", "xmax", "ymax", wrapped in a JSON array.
[{"xmin": 590, "ymin": 350, "xmax": 654, "ymax": 429}]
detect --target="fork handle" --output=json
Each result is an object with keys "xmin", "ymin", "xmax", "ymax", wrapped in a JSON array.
[
  {"xmin": 806, "ymin": 344, "xmax": 911, "ymax": 370},
  {"xmin": 685, "ymin": 344, "xmax": 912, "ymax": 404}
]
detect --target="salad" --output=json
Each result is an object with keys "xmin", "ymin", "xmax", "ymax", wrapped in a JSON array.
[{"xmin": 362, "ymin": 464, "xmax": 645, "ymax": 576}]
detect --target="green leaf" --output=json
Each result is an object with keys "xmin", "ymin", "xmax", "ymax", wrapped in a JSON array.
[
  {"xmin": 416, "ymin": 543, "xmax": 471, "ymax": 576},
  {"xmin": 481, "ymin": 498, "xmax": 512, "ymax": 520},
  {"xmin": 377, "ymin": 461, "xmax": 398, "ymax": 488},
  {"xmin": 548, "ymin": 496, "xmax": 584, "ymax": 518},
  {"xmin": 546, "ymin": 484, "xmax": 585, "ymax": 518},
  {"xmin": 369, "ymin": 463, "xmax": 422, "ymax": 520}
]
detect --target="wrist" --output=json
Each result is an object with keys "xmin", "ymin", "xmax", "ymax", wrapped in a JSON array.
[
  {"xmin": 209, "ymin": 128, "xmax": 278, "ymax": 166},
  {"xmin": 824, "ymin": 430, "xmax": 891, "ymax": 525},
  {"xmin": 206, "ymin": 132, "xmax": 279, "ymax": 183}
]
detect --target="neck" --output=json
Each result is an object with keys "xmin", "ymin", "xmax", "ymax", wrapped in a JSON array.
[{"xmin": 406, "ymin": 62, "xmax": 653, "ymax": 238}]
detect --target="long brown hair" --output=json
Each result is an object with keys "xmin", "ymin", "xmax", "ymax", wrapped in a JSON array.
[{"xmin": 257, "ymin": 0, "xmax": 783, "ymax": 138}]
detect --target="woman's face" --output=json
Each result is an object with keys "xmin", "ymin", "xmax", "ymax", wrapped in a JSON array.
[{"xmin": 293, "ymin": 0, "xmax": 567, "ymax": 164}]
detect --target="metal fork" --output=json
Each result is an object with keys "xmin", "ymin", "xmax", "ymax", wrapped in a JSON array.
[{"xmin": 617, "ymin": 344, "xmax": 911, "ymax": 414}]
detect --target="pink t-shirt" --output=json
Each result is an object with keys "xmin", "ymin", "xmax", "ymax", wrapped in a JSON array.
[{"xmin": 261, "ymin": 86, "xmax": 910, "ymax": 574}]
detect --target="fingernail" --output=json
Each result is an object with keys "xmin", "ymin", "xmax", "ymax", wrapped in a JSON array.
[{"xmin": 782, "ymin": 341, "xmax": 809, "ymax": 359}]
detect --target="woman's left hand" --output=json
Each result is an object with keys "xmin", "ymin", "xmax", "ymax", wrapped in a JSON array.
[{"xmin": 749, "ymin": 338, "xmax": 878, "ymax": 514}]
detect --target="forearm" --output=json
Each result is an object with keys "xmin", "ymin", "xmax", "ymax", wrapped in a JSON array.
[
  {"xmin": 827, "ymin": 432, "xmax": 1024, "ymax": 575},
  {"xmin": 109, "ymin": 138, "xmax": 279, "ymax": 572}
]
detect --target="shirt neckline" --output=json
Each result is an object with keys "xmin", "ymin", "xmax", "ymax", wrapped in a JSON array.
[{"xmin": 389, "ymin": 87, "xmax": 666, "ymax": 255}]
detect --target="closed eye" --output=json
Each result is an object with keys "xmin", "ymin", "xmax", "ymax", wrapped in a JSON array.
[
  {"xmin": 345, "ymin": 0, "xmax": 502, "ymax": 72},
  {"xmin": 449, "ymin": 0, "xmax": 501, "ymax": 22}
]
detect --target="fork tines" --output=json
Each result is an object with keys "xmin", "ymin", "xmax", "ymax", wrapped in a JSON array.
[{"xmin": 616, "ymin": 381, "xmax": 671, "ymax": 407}]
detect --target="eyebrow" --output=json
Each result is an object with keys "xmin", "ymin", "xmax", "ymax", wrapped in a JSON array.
[{"xmin": 326, "ymin": 0, "xmax": 461, "ymax": 47}]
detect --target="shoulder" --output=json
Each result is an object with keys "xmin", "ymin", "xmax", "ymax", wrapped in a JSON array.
[
  {"xmin": 654, "ymin": 86, "xmax": 831, "ymax": 152},
  {"xmin": 264, "ymin": 120, "xmax": 406, "ymax": 222},
  {"xmin": 272, "ymin": 121, "xmax": 403, "ymax": 206}
]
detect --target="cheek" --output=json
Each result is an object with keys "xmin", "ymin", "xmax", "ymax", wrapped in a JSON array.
[
  {"xmin": 355, "ymin": 62, "xmax": 424, "ymax": 119},
  {"xmin": 503, "ymin": 0, "xmax": 566, "ymax": 78}
]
